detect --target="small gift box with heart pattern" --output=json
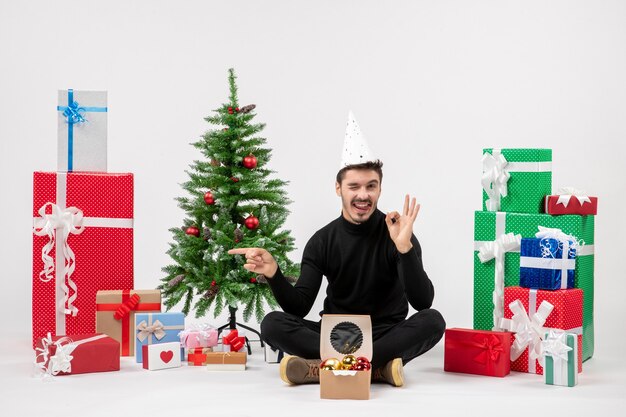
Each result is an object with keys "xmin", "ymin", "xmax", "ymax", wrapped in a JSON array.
[{"xmin": 142, "ymin": 341, "xmax": 181, "ymax": 370}]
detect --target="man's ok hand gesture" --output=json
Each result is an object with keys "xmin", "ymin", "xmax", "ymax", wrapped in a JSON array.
[{"xmin": 385, "ymin": 194, "xmax": 421, "ymax": 254}]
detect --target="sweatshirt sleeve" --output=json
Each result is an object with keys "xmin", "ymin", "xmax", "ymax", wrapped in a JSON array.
[
  {"xmin": 267, "ymin": 235, "xmax": 324, "ymax": 317},
  {"xmin": 396, "ymin": 234, "xmax": 435, "ymax": 310}
]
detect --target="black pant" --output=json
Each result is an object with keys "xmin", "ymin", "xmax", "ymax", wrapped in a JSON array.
[{"xmin": 260, "ymin": 309, "xmax": 446, "ymax": 369}]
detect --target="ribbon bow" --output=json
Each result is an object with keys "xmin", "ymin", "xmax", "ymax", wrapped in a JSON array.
[
  {"xmin": 556, "ymin": 187, "xmax": 592, "ymax": 208},
  {"xmin": 472, "ymin": 334, "xmax": 504, "ymax": 365},
  {"xmin": 33, "ymin": 202, "xmax": 85, "ymax": 316},
  {"xmin": 535, "ymin": 226, "xmax": 580, "ymax": 259},
  {"xmin": 114, "ymin": 293, "xmax": 141, "ymax": 320},
  {"xmin": 500, "ymin": 299, "xmax": 554, "ymax": 368},
  {"xmin": 541, "ymin": 330, "xmax": 572, "ymax": 366},
  {"xmin": 62, "ymin": 100, "xmax": 86, "ymax": 124},
  {"xmin": 34, "ymin": 333, "xmax": 76, "ymax": 376},
  {"xmin": 478, "ymin": 232, "xmax": 521, "ymax": 330},
  {"xmin": 136, "ymin": 320, "xmax": 167, "ymax": 342},
  {"xmin": 481, "ymin": 150, "xmax": 510, "ymax": 211}
]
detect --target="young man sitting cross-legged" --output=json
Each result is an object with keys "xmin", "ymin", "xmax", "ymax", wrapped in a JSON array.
[{"xmin": 228, "ymin": 114, "xmax": 445, "ymax": 387}]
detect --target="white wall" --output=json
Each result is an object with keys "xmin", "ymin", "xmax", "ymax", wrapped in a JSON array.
[{"xmin": 1, "ymin": 0, "xmax": 624, "ymax": 354}]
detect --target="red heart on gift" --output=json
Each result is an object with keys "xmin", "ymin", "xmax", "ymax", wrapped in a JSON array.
[{"xmin": 160, "ymin": 350, "xmax": 173, "ymax": 363}]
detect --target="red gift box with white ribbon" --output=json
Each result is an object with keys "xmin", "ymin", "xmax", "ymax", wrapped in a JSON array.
[
  {"xmin": 32, "ymin": 172, "xmax": 134, "ymax": 348},
  {"xmin": 35, "ymin": 333, "xmax": 120, "ymax": 376},
  {"xmin": 544, "ymin": 188, "xmax": 597, "ymax": 215},
  {"xmin": 500, "ymin": 286, "xmax": 583, "ymax": 375}
]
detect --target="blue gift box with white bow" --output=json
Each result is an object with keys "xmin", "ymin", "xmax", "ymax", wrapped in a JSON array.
[
  {"xmin": 519, "ymin": 236, "xmax": 576, "ymax": 290},
  {"xmin": 135, "ymin": 312, "xmax": 185, "ymax": 363}
]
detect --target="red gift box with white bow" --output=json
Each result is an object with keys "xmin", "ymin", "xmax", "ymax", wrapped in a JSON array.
[
  {"xmin": 444, "ymin": 328, "xmax": 511, "ymax": 377},
  {"xmin": 35, "ymin": 333, "xmax": 120, "ymax": 376},
  {"xmin": 501, "ymin": 286, "xmax": 583, "ymax": 375},
  {"xmin": 544, "ymin": 188, "xmax": 597, "ymax": 215},
  {"xmin": 32, "ymin": 172, "xmax": 134, "ymax": 348}
]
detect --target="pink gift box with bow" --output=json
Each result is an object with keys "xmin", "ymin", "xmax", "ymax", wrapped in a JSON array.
[{"xmin": 179, "ymin": 324, "xmax": 218, "ymax": 349}]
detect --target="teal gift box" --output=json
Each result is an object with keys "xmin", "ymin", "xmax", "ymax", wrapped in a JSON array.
[
  {"xmin": 543, "ymin": 331, "xmax": 578, "ymax": 387},
  {"xmin": 135, "ymin": 312, "xmax": 185, "ymax": 363},
  {"xmin": 473, "ymin": 211, "xmax": 595, "ymax": 361},
  {"xmin": 482, "ymin": 148, "xmax": 552, "ymax": 213}
]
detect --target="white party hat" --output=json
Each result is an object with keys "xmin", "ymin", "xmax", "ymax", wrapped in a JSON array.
[{"xmin": 340, "ymin": 111, "xmax": 376, "ymax": 168}]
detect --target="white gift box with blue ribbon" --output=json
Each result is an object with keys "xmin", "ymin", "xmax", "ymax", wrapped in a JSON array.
[
  {"xmin": 57, "ymin": 89, "xmax": 107, "ymax": 172},
  {"xmin": 519, "ymin": 227, "xmax": 578, "ymax": 290}
]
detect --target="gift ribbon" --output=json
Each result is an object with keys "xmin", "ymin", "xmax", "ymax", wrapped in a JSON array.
[
  {"xmin": 223, "ymin": 330, "xmax": 245, "ymax": 351},
  {"xmin": 35, "ymin": 333, "xmax": 107, "ymax": 376},
  {"xmin": 33, "ymin": 202, "xmax": 84, "ymax": 318},
  {"xmin": 555, "ymin": 187, "xmax": 592, "ymax": 208},
  {"xmin": 187, "ymin": 348, "xmax": 211, "ymax": 366},
  {"xmin": 57, "ymin": 89, "xmax": 107, "ymax": 172},
  {"xmin": 205, "ymin": 351, "xmax": 244, "ymax": 365},
  {"xmin": 136, "ymin": 319, "xmax": 167, "ymax": 342},
  {"xmin": 33, "ymin": 172, "xmax": 134, "ymax": 336},
  {"xmin": 481, "ymin": 150, "xmax": 509, "ymax": 211},
  {"xmin": 543, "ymin": 331, "xmax": 576, "ymax": 386},
  {"xmin": 136, "ymin": 314, "xmax": 184, "ymax": 345},
  {"xmin": 96, "ymin": 290, "xmax": 160, "ymax": 355},
  {"xmin": 477, "ymin": 231, "xmax": 521, "ymax": 331},
  {"xmin": 114, "ymin": 293, "xmax": 141, "ymax": 320},
  {"xmin": 499, "ymin": 292, "xmax": 554, "ymax": 374},
  {"xmin": 481, "ymin": 149, "xmax": 552, "ymax": 211}
]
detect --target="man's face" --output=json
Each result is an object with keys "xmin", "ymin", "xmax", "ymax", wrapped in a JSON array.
[{"xmin": 335, "ymin": 169, "xmax": 381, "ymax": 224}]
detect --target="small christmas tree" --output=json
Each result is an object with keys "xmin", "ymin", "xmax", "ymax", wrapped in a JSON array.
[{"xmin": 160, "ymin": 68, "xmax": 299, "ymax": 323}]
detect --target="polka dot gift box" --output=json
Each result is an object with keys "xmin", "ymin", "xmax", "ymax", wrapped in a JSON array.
[
  {"xmin": 473, "ymin": 210, "xmax": 595, "ymax": 361},
  {"xmin": 32, "ymin": 172, "xmax": 134, "ymax": 348},
  {"xmin": 501, "ymin": 286, "xmax": 583, "ymax": 375},
  {"xmin": 482, "ymin": 148, "xmax": 552, "ymax": 214}
]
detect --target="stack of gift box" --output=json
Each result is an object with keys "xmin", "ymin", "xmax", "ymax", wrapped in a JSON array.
[
  {"xmin": 32, "ymin": 90, "xmax": 246, "ymax": 376},
  {"xmin": 445, "ymin": 148, "xmax": 597, "ymax": 387}
]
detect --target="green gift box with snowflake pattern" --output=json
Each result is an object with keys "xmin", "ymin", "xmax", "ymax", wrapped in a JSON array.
[
  {"xmin": 482, "ymin": 148, "xmax": 552, "ymax": 213},
  {"xmin": 473, "ymin": 210, "xmax": 595, "ymax": 361}
]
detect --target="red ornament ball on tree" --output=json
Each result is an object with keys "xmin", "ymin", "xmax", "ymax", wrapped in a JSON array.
[
  {"xmin": 242, "ymin": 154, "xmax": 257, "ymax": 169},
  {"xmin": 185, "ymin": 226, "xmax": 200, "ymax": 237},
  {"xmin": 231, "ymin": 177, "xmax": 239, "ymax": 183},
  {"xmin": 250, "ymin": 277, "xmax": 257, "ymax": 284},
  {"xmin": 244, "ymin": 215, "xmax": 259, "ymax": 230},
  {"xmin": 211, "ymin": 280, "xmax": 217, "ymax": 287},
  {"xmin": 204, "ymin": 191, "xmax": 215, "ymax": 205}
]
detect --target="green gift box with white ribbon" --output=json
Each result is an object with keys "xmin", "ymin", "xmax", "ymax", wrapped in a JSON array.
[
  {"xmin": 482, "ymin": 148, "xmax": 552, "ymax": 213},
  {"xmin": 543, "ymin": 331, "xmax": 578, "ymax": 387},
  {"xmin": 473, "ymin": 210, "xmax": 595, "ymax": 361}
]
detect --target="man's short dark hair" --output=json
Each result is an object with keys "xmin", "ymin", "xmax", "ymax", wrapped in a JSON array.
[{"xmin": 336, "ymin": 160, "xmax": 384, "ymax": 184}]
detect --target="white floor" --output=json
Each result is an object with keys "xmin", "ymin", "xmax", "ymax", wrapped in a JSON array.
[{"xmin": 2, "ymin": 332, "xmax": 625, "ymax": 417}]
